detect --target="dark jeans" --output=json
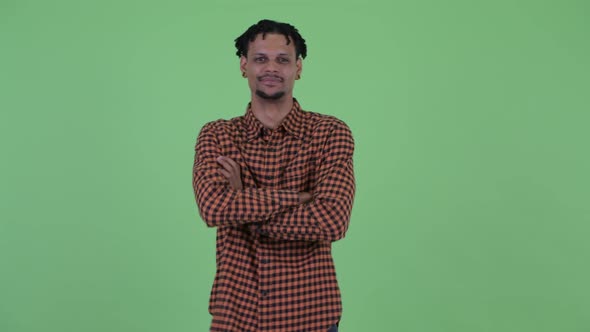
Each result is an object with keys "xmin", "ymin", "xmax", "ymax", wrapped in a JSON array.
[{"xmin": 327, "ymin": 322, "xmax": 339, "ymax": 332}]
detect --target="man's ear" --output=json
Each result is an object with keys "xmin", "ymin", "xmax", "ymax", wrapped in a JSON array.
[
  {"xmin": 296, "ymin": 57, "xmax": 303, "ymax": 79},
  {"xmin": 240, "ymin": 56, "xmax": 247, "ymax": 76}
]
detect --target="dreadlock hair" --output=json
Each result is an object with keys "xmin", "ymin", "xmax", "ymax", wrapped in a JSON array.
[{"xmin": 234, "ymin": 19, "xmax": 307, "ymax": 59}]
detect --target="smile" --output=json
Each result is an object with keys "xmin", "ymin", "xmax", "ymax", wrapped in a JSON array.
[{"xmin": 258, "ymin": 75, "xmax": 283, "ymax": 83}]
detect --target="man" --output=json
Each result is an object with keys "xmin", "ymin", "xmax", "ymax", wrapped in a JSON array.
[{"xmin": 192, "ymin": 19, "xmax": 355, "ymax": 332}]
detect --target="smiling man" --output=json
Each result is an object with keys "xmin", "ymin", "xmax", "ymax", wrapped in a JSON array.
[{"xmin": 192, "ymin": 19, "xmax": 355, "ymax": 332}]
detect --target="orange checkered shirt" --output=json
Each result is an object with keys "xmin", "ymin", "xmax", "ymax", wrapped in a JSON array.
[{"xmin": 192, "ymin": 98, "xmax": 355, "ymax": 331}]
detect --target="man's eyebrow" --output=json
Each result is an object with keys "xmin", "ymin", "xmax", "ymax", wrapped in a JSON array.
[{"xmin": 253, "ymin": 52, "xmax": 292, "ymax": 57}]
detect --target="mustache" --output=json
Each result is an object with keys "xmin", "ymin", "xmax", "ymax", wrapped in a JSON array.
[{"xmin": 257, "ymin": 74, "xmax": 283, "ymax": 81}]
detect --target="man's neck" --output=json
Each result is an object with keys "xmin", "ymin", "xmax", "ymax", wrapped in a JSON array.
[{"xmin": 250, "ymin": 95, "xmax": 294, "ymax": 129}]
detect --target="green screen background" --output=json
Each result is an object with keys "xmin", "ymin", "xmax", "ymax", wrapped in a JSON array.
[{"xmin": 1, "ymin": 0, "xmax": 589, "ymax": 331}]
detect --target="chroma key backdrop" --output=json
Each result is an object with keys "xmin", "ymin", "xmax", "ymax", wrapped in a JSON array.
[{"xmin": 1, "ymin": 0, "xmax": 589, "ymax": 331}]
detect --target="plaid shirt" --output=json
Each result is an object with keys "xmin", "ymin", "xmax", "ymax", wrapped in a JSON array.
[{"xmin": 192, "ymin": 98, "xmax": 355, "ymax": 331}]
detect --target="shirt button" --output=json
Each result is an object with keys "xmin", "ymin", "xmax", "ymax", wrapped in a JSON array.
[
  {"xmin": 260, "ymin": 259, "xmax": 270, "ymax": 264},
  {"xmin": 261, "ymin": 290, "xmax": 268, "ymax": 296}
]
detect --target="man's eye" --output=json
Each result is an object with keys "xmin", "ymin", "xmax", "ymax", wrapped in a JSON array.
[
  {"xmin": 278, "ymin": 58, "xmax": 289, "ymax": 63},
  {"xmin": 255, "ymin": 57, "xmax": 266, "ymax": 62}
]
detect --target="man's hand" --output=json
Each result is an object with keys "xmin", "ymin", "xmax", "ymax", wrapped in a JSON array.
[
  {"xmin": 298, "ymin": 192, "xmax": 312, "ymax": 204},
  {"xmin": 216, "ymin": 156, "xmax": 243, "ymax": 190}
]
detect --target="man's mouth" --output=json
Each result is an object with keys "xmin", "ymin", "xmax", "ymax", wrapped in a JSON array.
[{"xmin": 258, "ymin": 75, "xmax": 283, "ymax": 83}]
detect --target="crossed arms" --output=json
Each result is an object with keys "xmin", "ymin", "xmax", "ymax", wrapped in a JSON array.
[{"xmin": 192, "ymin": 120, "xmax": 355, "ymax": 242}]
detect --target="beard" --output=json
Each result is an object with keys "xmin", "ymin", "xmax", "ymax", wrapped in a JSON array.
[
  {"xmin": 255, "ymin": 74, "xmax": 285, "ymax": 100},
  {"xmin": 255, "ymin": 89, "xmax": 285, "ymax": 100}
]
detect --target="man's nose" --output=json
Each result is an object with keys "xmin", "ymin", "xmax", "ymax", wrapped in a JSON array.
[{"xmin": 264, "ymin": 60, "xmax": 279, "ymax": 72}]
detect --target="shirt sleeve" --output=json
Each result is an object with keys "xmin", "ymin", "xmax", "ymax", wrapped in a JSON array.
[
  {"xmin": 193, "ymin": 122, "xmax": 301, "ymax": 227},
  {"xmin": 256, "ymin": 120, "xmax": 356, "ymax": 242}
]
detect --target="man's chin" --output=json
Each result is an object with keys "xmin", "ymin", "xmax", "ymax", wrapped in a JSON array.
[{"xmin": 255, "ymin": 89, "xmax": 286, "ymax": 101}]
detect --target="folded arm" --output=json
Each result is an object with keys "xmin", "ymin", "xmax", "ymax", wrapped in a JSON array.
[
  {"xmin": 192, "ymin": 122, "xmax": 301, "ymax": 227},
  {"xmin": 256, "ymin": 120, "xmax": 356, "ymax": 242}
]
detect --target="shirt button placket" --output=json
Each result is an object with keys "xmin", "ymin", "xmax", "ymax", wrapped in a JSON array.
[
  {"xmin": 258, "ymin": 246, "xmax": 271, "ymax": 330},
  {"xmin": 267, "ymin": 139, "xmax": 280, "ymax": 186}
]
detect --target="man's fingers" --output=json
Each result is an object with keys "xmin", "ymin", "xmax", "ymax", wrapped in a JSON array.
[
  {"xmin": 217, "ymin": 156, "xmax": 241, "ymax": 173},
  {"xmin": 220, "ymin": 156, "xmax": 240, "ymax": 172},
  {"xmin": 217, "ymin": 157, "xmax": 234, "ymax": 173},
  {"xmin": 220, "ymin": 169, "xmax": 231, "ymax": 179},
  {"xmin": 216, "ymin": 156, "xmax": 243, "ymax": 190}
]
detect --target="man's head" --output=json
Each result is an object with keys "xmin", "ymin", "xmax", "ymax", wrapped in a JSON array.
[{"xmin": 235, "ymin": 19, "xmax": 307, "ymax": 101}]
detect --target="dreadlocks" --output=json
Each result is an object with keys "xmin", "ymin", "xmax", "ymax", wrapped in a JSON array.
[{"xmin": 234, "ymin": 19, "xmax": 307, "ymax": 59}]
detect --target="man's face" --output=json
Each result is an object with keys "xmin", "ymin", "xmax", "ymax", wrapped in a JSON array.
[{"xmin": 240, "ymin": 33, "xmax": 302, "ymax": 101}]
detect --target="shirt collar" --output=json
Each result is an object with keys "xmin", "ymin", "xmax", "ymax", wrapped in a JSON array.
[{"xmin": 244, "ymin": 98, "xmax": 306, "ymax": 141}]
